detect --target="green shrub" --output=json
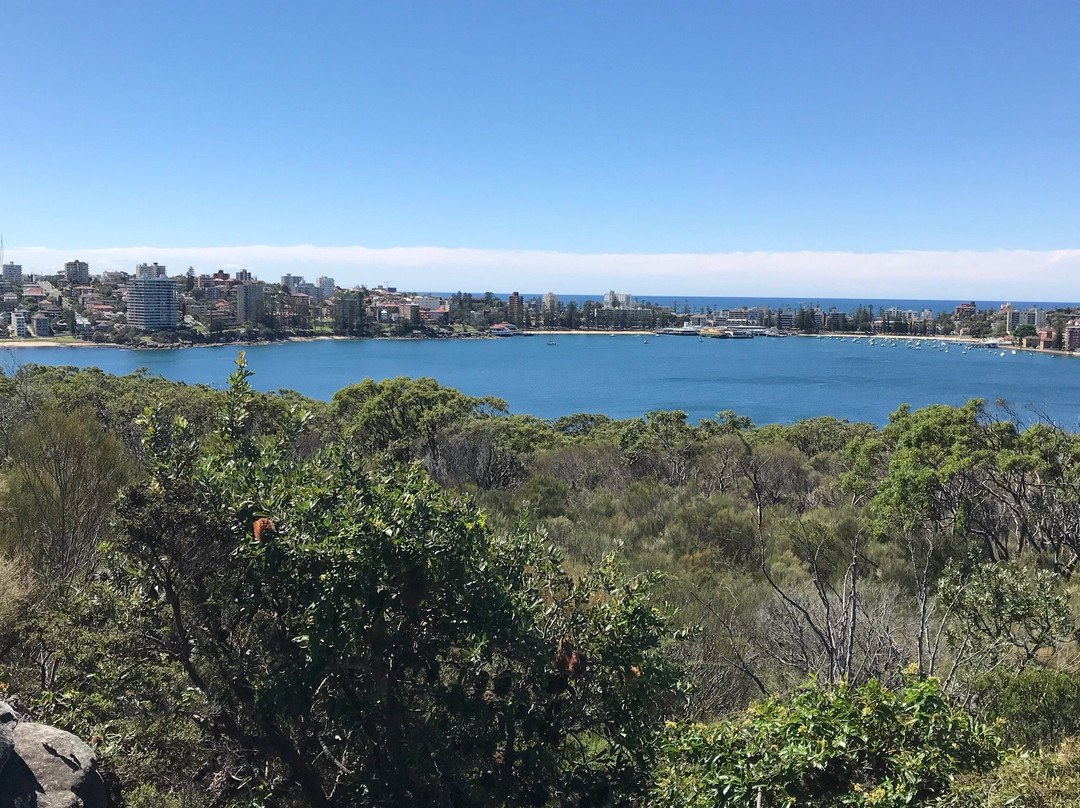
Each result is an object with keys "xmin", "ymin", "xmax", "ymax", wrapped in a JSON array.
[
  {"xmin": 943, "ymin": 739, "xmax": 1080, "ymax": 808},
  {"xmin": 654, "ymin": 675, "xmax": 1000, "ymax": 807}
]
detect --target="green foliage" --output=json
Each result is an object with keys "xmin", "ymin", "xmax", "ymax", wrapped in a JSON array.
[
  {"xmin": 655, "ymin": 676, "xmax": 1000, "ymax": 808},
  {"xmin": 0, "ymin": 405, "xmax": 133, "ymax": 584},
  {"xmin": 943, "ymin": 739, "xmax": 1080, "ymax": 808},
  {"xmin": 754, "ymin": 416, "xmax": 874, "ymax": 459},
  {"xmin": 940, "ymin": 562, "xmax": 1075, "ymax": 672},
  {"xmin": 868, "ymin": 401, "xmax": 987, "ymax": 537},
  {"xmin": 1013, "ymin": 324, "xmax": 1037, "ymax": 341},
  {"xmin": 330, "ymin": 375, "xmax": 506, "ymax": 464},
  {"xmin": 970, "ymin": 668, "xmax": 1080, "ymax": 750},
  {"xmin": 108, "ymin": 355, "xmax": 682, "ymax": 806},
  {"xmin": 9, "ymin": 361, "xmax": 1080, "ymax": 802},
  {"xmin": 619, "ymin": 410, "xmax": 702, "ymax": 486}
]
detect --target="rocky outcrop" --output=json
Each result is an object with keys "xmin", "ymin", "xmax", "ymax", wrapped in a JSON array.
[{"xmin": 0, "ymin": 701, "xmax": 106, "ymax": 808}]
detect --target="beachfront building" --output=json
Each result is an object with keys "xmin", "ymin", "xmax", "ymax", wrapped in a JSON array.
[
  {"xmin": 507, "ymin": 292, "xmax": 525, "ymax": 326},
  {"xmin": 32, "ymin": 313, "xmax": 51, "ymax": 337},
  {"xmin": 9, "ymin": 310, "xmax": 28, "ymax": 337},
  {"xmin": 591, "ymin": 306, "xmax": 657, "ymax": 330},
  {"xmin": 1068, "ymin": 324, "xmax": 1080, "ymax": 352},
  {"xmin": 128, "ymin": 263, "xmax": 179, "ymax": 331}
]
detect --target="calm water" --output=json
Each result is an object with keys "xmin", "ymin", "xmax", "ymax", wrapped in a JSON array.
[{"xmin": 3, "ymin": 336, "xmax": 1079, "ymax": 427}]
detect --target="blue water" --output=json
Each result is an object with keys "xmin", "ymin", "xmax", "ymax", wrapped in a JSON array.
[{"xmin": 3, "ymin": 336, "xmax": 1079, "ymax": 427}]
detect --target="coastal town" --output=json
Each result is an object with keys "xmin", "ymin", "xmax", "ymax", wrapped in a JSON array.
[{"xmin": 1, "ymin": 257, "xmax": 1076, "ymax": 351}]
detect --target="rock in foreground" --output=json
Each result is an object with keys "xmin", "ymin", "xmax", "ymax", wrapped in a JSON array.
[{"xmin": 0, "ymin": 701, "xmax": 106, "ymax": 808}]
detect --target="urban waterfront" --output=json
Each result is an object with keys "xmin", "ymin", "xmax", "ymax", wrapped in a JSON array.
[{"xmin": 4, "ymin": 334, "xmax": 1078, "ymax": 427}]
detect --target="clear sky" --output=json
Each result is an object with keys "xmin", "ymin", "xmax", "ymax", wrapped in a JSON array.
[{"xmin": 5, "ymin": 1, "xmax": 1080, "ymax": 296}]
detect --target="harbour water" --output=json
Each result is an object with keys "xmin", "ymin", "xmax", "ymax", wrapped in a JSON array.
[{"xmin": 3, "ymin": 335, "xmax": 1079, "ymax": 428}]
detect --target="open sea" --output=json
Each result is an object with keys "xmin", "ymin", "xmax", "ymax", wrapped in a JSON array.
[{"xmin": 4, "ymin": 335, "xmax": 1080, "ymax": 428}]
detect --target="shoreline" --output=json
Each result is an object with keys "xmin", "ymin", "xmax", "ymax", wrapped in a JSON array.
[
  {"xmin": 4, "ymin": 330, "xmax": 1078, "ymax": 359},
  {"xmin": 0, "ymin": 330, "xmax": 656, "ymax": 350}
]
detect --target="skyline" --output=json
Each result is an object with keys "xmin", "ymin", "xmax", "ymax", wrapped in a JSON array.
[
  {"xmin": 5, "ymin": 244, "xmax": 1080, "ymax": 302},
  {"xmin": 5, "ymin": 2, "xmax": 1080, "ymax": 294}
]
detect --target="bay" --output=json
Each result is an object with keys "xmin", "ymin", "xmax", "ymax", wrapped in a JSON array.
[{"xmin": 3, "ymin": 336, "xmax": 1079, "ymax": 428}]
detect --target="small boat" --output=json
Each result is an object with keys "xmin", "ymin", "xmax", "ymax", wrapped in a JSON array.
[
  {"xmin": 643, "ymin": 339, "xmax": 649, "ymax": 344},
  {"xmin": 547, "ymin": 341, "xmax": 557, "ymax": 346}
]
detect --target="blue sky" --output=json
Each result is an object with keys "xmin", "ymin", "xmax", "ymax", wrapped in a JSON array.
[{"xmin": 5, "ymin": 1, "xmax": 1080, "ymax": 294}]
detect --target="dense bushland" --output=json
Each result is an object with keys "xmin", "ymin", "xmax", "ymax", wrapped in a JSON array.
[{"xmin": 1, "ymin": 356, "xmax": 1078, "ymax": 805}]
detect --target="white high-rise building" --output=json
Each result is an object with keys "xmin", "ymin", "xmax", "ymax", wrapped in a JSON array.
[
  {"xmin": 135, "ymin": 262, "xmax": 169, "ymax": 279},
  {"xmin": 128, "ymin": 264, "xmax": 178, "ymax": 331},
  {"xmin": 543, "ymin": 292, "xmax": 559, "ymax": 312},
  {"xmin": 9, "ymin": 310, "xmax": 28, "ymax": 337},
  {"xmin": 316, "ymin": 277, "xmax": 336, "ymax": 300},
  {"xmin": 603, "ymin": 290, "xmax": 633, "ymax": 310},
  {"xmin": 412, "ymin": 295, "xmax": 443, "ymax": 310},
  {"xmin": 281, "ymin": 274, "xmax": 304, "ymax": 292}
]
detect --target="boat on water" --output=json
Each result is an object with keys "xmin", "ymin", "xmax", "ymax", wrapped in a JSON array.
[
  {"xmin": 654, "ymin": 325, "xmax": 704, "ymax": 336},
  {"xmin": 698, "ymin": 327, "xmax": 755, "ymax": 339},
  {"xmin": 547, "ymin": 341, "xmax": 557, "ymax": 346}
]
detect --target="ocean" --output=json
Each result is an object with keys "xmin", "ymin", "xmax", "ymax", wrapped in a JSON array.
[{"xmin": 3, "ymin": 335, "xmax": 1078, "ymax": 428}]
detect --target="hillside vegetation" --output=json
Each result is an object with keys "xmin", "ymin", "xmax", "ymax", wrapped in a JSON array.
[{"xmin": 1, "ymin": 355, "xmax": 1078, "ymax": 806}]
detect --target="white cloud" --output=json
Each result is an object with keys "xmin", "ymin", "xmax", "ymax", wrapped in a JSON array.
[{"xmin": 7, "ymin": 244, "xmax": 1080, "ymax": 301}]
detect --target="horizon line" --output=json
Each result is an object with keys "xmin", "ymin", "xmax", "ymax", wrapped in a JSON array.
[{"xmin": 5, "ymin": 243, "xmax": 1080, "ymax": 301}]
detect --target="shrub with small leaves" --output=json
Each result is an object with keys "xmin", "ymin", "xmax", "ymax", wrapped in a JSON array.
[{"xmin": 654, "ymin": 674, "xmax": 1000, "ymax": 807}]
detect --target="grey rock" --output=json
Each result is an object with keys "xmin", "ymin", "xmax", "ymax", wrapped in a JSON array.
[
  {"xmin": 0, "ymin": 722, "xmax": 12, "ymax": 781},
  {"xmin": 0, "ymin": 702, "xmax": 18, "ymax": 727},
  {"xmin": 0, "ymin": 702, "xmax": 18, "ymax": 784},
  {"xmin": 0, "ymin": 719, "xmax": 106, "ymax": 808}
]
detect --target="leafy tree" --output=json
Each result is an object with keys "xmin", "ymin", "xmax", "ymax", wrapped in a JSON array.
[
  {"xmin": 108, "ymin": 355, "xmax": 681, "ymax": 806},
  {"xmin": 939, "ymin": 562, "xmax": 1075, "ymax": 676},
  {"xmin": 1052, "ymin": 312, "xmax": 1066, "ymax": 351},
  {"xmin": 619, "ymin": 410, "xmax": 702, "ymax": 486},
  {"xmin": 0, "ymin": 405, "xmax": 132, "ymax": 585},
  {"xmin": 1012, "ymin": 323, "xmax": 1036, "ymax": 342},
  {"xmin": 330, "ymin": 376, "xmax": 506, "ymax": 466}
]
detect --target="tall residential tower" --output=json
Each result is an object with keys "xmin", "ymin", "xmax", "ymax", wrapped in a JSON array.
[{"xmin": 127, "ymin": 263, "xmax": 179, "ymax": 331}]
